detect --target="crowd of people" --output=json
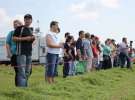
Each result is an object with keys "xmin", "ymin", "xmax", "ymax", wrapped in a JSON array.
[
  {"xmin": 6, "ymin": 14, "xmax": 134, "ymax": 87},
  {"xmin": 45, "ymin": 20, "xmax": 134, "ymax": 84},
  {"xmin": 61, "ymin": 31, "xmax": 133, "ymax": 75}
]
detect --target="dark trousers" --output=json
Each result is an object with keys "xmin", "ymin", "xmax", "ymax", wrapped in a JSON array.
[
  {"xmin": 63, "ymin": 61, "xmax": 70, "ymax": 78},
  {"xmin": 102, "ymin": 55, "xmax": 112, "ymax": 69},
  {"xmin": 119, "ymin": 52, "xmax": 131, "ymax": 68},
  {"xmin": 113, "ymin": 55, "xmax": 120, "ymax": 67}
]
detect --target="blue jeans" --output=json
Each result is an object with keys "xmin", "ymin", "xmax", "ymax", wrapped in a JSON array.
[
  {"xmin": 119, "ymin": 52, "xmax": 131, "ymax": 68},
  {"xmin": 15, "ymin": 55, "xmax": 32, "ymax": 87},
  {"xmin": 46, "ymin": 53, "xmax": 59, "ymax": 77},
  {"xmin": 68, "ymin": 61, "xmax": 75, "ymax": 76}
]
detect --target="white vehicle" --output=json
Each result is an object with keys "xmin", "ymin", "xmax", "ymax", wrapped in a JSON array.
[{"xmin": 0, "ymin": 37, "xmax": 10, "ymax": 63}]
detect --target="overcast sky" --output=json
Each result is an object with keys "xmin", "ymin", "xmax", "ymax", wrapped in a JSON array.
[{"xmin": 0, "ymin": 0, "xmax": 135, "ymax": 45}]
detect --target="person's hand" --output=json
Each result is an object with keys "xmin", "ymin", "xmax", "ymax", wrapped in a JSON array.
[
  {"xmin": 26, "ymin": 36, "xmax": 35, "ymax": 42},
  {"xmin": 31, "ymin": 36, "xmax": 35, "ymax": 42}
]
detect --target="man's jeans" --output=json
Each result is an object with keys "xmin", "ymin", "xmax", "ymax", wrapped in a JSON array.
[
  {"xmin": 15, "ymin": 55, "xmax": 32, "ymax": 87},
  {"xmin": 119, "ymin": 52, "xmax": 131, "ymax": 68}
]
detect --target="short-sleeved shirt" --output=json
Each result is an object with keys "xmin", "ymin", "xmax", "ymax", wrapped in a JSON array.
[
  {"xmin": 103, "ymin": 44, "xmax": 111, "ymax": 56},
  {"xmin": 6, "ymin": 31, "xmax": 16, "ymax": 55},
  {"xmin": 92, "ymin": 45, "xmax": 98, "ymax": 58},
  {"xmin": 82, "ymin": 39, "xmax": 93, "ymax": 58},
  {"xmin": 13, "ymin": 26, "xmax": 33, "ymax": 56},
  {"xmin": 119, "ymin": 42, "xmax": 128, "ymax": 55},
  {"xmin": 76, "ymin": 38, "xmax": 84, "ymax": 56},
  {"xmin": 76, "ymin": 38, "xmax": 82, "ymax": 50},
  {"xmin": 46, "ymin": 31, "xmax": 61, "ymax": 54}
]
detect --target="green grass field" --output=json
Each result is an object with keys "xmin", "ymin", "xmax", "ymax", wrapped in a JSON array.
[{"xmin": 0, "ymin": 65, "xmax": 135, "ymax": 100}]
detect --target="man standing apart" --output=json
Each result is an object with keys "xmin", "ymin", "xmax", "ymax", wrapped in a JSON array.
[
  {"xmin": 119, "ymin": 37, "xmax": 131, "ymax": 69},
  {"xmin": 13, "ymin": 14, "xmax": 35, "ymax": 87}
]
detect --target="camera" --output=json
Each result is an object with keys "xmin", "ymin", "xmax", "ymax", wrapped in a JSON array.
[{"xmin": 130, "ymin": 41, "xmax": 133, "ymax": 47}]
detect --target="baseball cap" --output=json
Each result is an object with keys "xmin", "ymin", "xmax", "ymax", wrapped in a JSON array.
[{"xmin": 24, "ymin": 14, "xmax": 32, "ymax": 19}]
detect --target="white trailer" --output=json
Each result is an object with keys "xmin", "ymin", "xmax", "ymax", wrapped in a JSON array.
[
  {"xmin": 0, "ymin": 35, "xmax": 47, "ymax": 64},
  {"xmin": 0, "ymin": 37, "xmax": 10, "ymax": 63}
]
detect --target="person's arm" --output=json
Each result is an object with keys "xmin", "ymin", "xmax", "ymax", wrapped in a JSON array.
[
  {"xmin": 6, "ymin": 32, "xmax": 12, "ymax": 58},
  {"xmin": 64, "ymin": 49, "xmax": 69, "ymax": 57},
  {"xmin": 6, "ymin": 44, "xmax": 12, "ymax": 58},
  {"xmin": 83, "ymin": 43, "xmax": 88, "ymax": 59},
  {"xmin": 68, "ymin": 49, "xmax": 74, "ymax": 59},
  {"xmin": 83, "ymin": 49, "xmax": 87, "ymax": 59},
  {"xmin": 13, "ymin": 27, "xmax": 35, "ymax": 42},
  {"xmin": 13, "ymin": 36, "xmax": 35, "ymax": 42},
  {"xmin": 46, "ymin": 34, "xmax": 63, "ymax": 48},
  {"xmin": 30, "ymin": 35, "xmax": 35, "ymax": 42}
]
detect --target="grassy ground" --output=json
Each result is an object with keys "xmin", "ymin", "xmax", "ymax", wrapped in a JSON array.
[{"xmin": 0, "ymin": 65, "xmax": 135, "ymax": 100}]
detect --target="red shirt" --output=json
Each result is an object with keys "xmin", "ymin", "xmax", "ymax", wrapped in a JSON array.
[{"xmin": 92, "ymin": 45, "xmax": 98, "ymax": 58}]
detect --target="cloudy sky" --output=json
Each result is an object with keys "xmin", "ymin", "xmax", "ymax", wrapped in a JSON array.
[{"xmin": 0, "ymin": 0, "xmax": 135, "ymax": 44}]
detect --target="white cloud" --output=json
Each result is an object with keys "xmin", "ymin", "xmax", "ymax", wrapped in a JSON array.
[
  {"xmin": 69, "ymin": 0, "xmax": 100, "ymax": 20},
  {"xmin": 0, "ymin": 8, "xmax": 11, "ymax": 36},
  {"xmin": 70, "ymin": 2, "xmax": 86, "ymax": 13},
  {"xmin": 0, "ymin": 8, "xmax": 10, "ymax": 25},
  {"xmin": 78, "ymin": 11, "xmax": 99, "ymax": 20},
  {"xmin": 69, "ymin": 0, "xmax": 121, "ymax": 20},
  {"xmin": 0, "ymin": 8, "xmax": 7, "ymax": 21},
  {"xmin": 101, "ymin": 0, "xmax": 120, "ymax": 8}
]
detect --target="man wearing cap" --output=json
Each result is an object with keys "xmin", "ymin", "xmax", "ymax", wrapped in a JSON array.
[{"xmin": 13, "ymin": 14, "xmax": 35, "ymax": 87}]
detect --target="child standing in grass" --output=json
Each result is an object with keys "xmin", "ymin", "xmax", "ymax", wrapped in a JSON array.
[{"xmin": 63, "ymin": 36, "xmax": 74, "ymax": 78}]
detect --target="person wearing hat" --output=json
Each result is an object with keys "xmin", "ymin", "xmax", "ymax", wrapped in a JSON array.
[{"xmin": 13, "ymin": 14, "xmax": 35, "ymax": 87}]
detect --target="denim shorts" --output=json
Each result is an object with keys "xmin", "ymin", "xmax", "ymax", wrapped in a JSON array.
[{"xmin": 46, "ymin": 53, "xmax": 59, "ymax": 77}]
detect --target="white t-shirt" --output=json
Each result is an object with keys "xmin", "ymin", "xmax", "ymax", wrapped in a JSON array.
[
  {"xmin": 46, "ymin": 31, "xmax": 61, "ymax": 54},
  {"xmin": 119, "ymin": 42, "xmax": 128, "ymax": 55}
]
